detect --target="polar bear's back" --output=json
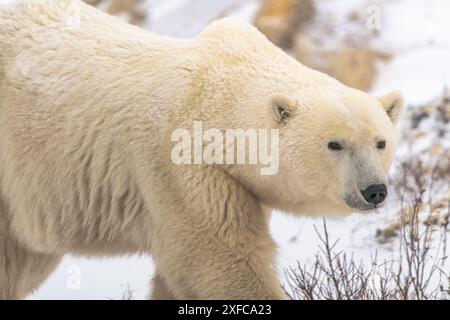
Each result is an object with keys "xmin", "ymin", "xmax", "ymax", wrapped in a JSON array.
[
  {"xmin": 0, "ymin": 0, "xmax": 175, "ymax": 54},
  {"xmin": 0, "ymin": 0, "xmax": 196, "ymax": 114},
  {"xmin": 0, "ymin": 0, "xmax": 197, "ymax": 78}
]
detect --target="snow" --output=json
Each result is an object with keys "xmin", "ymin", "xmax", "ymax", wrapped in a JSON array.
[
  {"xmin": 372, "ymin": 47, "xmax": 450, "ymax": 104},
  {"xmin": 29, "ymin": 0, "xmax": 450, "ymax": 299},
  {"xmin": 29, "ymin": 256, "xmax": 153, "ymax": 300},
  {"xmin": 375, "ymin": 0, "xmax": 450, "ymax": 52},
  {"xmin": 144, "ymin": 0, "xmax": 255, "ymax": 38}
]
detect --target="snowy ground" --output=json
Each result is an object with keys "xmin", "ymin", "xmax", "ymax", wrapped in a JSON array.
[{"xmin": 26, "ymin": 0, "xmax": 450, "ymax": 299}]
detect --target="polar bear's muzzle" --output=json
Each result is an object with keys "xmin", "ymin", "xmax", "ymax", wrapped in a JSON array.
[{"xmin": 343, "ymin": 152, "xmax": 388, "ymax": 211}]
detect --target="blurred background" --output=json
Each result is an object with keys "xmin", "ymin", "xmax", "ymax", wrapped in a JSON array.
[{"xmin": 32, "ymin": 0, "xmax": 449, "ymax": 299}]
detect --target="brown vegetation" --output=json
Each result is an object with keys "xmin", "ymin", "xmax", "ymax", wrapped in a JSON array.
[
  {"xmin": 255, "ymin": 0, "xmax": 315, "ymax": 49},
  {"xmin": 83, "ymin": 0, "xmax": 146, "ymax": 25}
]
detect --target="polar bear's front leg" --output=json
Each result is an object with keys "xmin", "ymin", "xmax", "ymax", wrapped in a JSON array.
[
  {"xmin": 150, "ymin": 272, "xmax": 176, "ymax": 300},
  {"xmin": 152, "ymin": 226, "xmax": 286, "ymax": 299},
  {"xmin": 144, "ymin": 166, "xmax": 287, "ymax": 299},
  {"xmin": 150, "ymin": 199, "xmax": 286, "ymax": 299}
]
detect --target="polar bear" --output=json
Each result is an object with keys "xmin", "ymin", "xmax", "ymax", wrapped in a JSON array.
[{"xmin": 0, "ymin": 0, "xmax": 404, "ymax": 299}]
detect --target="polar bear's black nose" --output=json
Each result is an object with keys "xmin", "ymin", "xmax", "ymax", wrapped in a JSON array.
[{"xmin": 361, "ymin": 184, "xmax": 387, "ymax": 205}]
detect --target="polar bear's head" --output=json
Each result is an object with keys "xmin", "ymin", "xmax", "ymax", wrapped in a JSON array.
[
  {"xmin": 262, "ymin": 89, "xmax": 404, "ymax": 216},
  {"xmin": 200, "ymin": 19, "xmax": 404, "ymax": 216}
]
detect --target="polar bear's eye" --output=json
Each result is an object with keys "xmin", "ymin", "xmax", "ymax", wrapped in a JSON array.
[
  {"xmin": 377, "ymin": 140, "xmax": 386, "ymax": 149},
  {"xmin": 328, "ymin": 141, "xmax": 343, "ymax": 151}
]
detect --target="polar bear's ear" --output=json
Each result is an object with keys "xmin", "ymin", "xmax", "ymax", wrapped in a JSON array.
[
  {"xmin": 377, "ymin": 91, "xmax": 405, "ymax": 124},
  {"xmin": 270, "ymin": 95, "xmax": 298, "ymax": 124}
]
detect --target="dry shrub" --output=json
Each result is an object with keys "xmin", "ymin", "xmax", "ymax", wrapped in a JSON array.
[
  {"xmin": 329, "ymin": 48, "xmax": 391, "ymax": 92},
  {"xmin": 255, "ymin": 0, "xmax": 315, "ymax": 49},
  {"xmin": 287, "ymin": 203, "xmax": 449, "ymax": 300},
  {"xmin": 294, "ymin": 38, "xmax": 391, "ymax": 91},
  {"xmin": 376, "ymin": 91, "xmax": 450, "ymax": 242},
  {"xmin": 83, "ymin": 0, "xmax": 147, "ymax": 26}
]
